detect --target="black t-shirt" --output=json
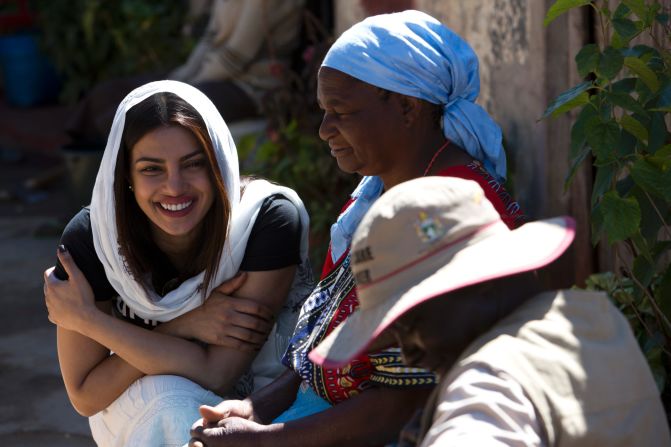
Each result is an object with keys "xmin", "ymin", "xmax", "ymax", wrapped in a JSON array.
[{"xmin": 54, "ymin": 194, "xmax": 301, "ymax": 327}]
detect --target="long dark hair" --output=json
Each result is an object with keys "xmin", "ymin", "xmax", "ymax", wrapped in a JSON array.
[{"xmin": 113, "ymin": 92, "xmax": 231, "ymax": 297}]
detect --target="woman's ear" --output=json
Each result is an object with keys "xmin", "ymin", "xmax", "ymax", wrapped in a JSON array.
[{"xmin": 396, "ymin": 94, "xmax": 422, "ymax": 127}]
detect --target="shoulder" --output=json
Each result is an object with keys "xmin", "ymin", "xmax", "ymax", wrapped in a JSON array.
[
  {"xmin": 256, "ymin": 193, "xmax": 301, "ymax": 228},
  {"xmin": 241, "ymin": 193, "xmax": 302, "ymax": 271},
  {"xmin": 249, "ymin": 193, "xmax": 302, "ymax": 237},
  {"xmin": 57, "ymin": 208, "xmax": 117, "ymax": 299},
  {"xmin": 60, "ymin": 207, "xmax": 95, "ymax": 256},
  {"xmin": 61, "ymin": 207, "xmax": 92, "ymax": 240}
]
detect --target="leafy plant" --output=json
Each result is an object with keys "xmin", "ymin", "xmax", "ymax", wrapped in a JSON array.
[
  {"xmin": 238, "ymin": 13, "xmax": 360, "ymax": 273},
  {"xmin": 239, "ymin": 120, "xmax": 359, "ymax": 272},
  {"xmin": 544, "ymin": 0, "xmax": 671, "ymax": 412},
  {"xmin": 33, "ymin": 0, "xmax": 192, "ymax": 104}
]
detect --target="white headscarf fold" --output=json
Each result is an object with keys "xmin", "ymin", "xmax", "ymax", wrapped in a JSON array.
[{"xmin": 90, "ymin": 80, "xmax": 309, "ymax": 322}]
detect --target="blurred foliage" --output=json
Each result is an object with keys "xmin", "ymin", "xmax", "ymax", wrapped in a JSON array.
[
  {"xmin": 33, "ymin": 0, "xmax": 192, "ymax": 104},
  {"xmin": 238, "ymin": 12, "xmax": 359, "ymax": 272},
  {"xmin": 544, "ymin": 0, "xmax": 671, "ymax": 414}
]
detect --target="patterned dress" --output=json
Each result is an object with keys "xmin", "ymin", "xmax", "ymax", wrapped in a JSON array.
[{"xmin": 282, "ymin": 162, "xmax": 524, "ymax": 405}]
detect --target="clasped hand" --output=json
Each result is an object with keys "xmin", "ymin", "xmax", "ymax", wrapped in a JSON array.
[
  {"xmin": 188, "ymin": 400, "xmax": 267, "ymax": 447},
  {"xmin": 43, "ymin": 246, "xmax": 97, "ymax": 331}
]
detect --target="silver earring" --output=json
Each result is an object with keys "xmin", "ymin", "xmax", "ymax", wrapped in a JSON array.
[{"xmin": 128, "ymin": 185, "xmax": 134, "ymax": 191}]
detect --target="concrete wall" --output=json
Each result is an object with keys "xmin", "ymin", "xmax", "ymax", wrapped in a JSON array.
[{"xmin": 333, "ymin": 0, "xmax": 593, "ymax": 285}]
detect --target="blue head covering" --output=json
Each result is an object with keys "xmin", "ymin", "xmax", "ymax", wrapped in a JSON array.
[
  {"xmin": 324, "ymin": 10, "xmax": 506, "ymax": 262},
  {"xmin": 322, "ymin": 9, "xmax": 506, "ymax": 182}
]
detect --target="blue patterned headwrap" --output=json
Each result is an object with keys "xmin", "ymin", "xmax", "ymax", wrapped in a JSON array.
[{"xmin": 322, "ymin": 9, "xmax": 506, "ymax": 182}]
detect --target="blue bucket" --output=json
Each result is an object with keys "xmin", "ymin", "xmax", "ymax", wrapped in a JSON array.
[{"xmin": 0, "ymin": 33, "xmax": 59, "ymax": 107}]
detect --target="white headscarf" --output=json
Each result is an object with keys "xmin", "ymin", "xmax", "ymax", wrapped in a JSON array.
[{"xmin": 90, "ymin": 80, "xmax": 309, "ymax": 322}]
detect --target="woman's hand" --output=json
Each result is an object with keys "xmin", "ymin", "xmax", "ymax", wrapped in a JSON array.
[
  {"xmin": 44, "ymin": 245, "xmax": 98, "ymax": 332},
  {"xmin": 189, "ymin": 400, "xmax": 269, "ymax": 447},
  {"xmin": 188, "ymin": 400, "xmax": 256, "ymax": 447},
  {"xmin": 159, "ymin": 273, "xmax": 275, "ymax": 350},
  {"xmin": 197, "ymin": 399, "xmax": 255, "ymax": 426}
]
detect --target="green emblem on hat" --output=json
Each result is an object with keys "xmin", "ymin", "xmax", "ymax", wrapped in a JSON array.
[{"xmin": 415, "ymin": 211, "xmax": 445, "ymax": 244}]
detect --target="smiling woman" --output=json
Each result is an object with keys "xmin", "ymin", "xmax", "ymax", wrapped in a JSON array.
[
  {"xmin": 42, "ymin": 81, "xmax": 314, "ymax": 447},
  {"xmin": 130, "ymin": 128, "xmax": 214, "ymax": 250},
  {"xmin": 317, "ymin": 67, "xmax": 411, "ymax": 176}
]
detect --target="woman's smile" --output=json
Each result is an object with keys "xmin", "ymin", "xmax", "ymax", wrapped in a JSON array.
[
  {"xmin": 130, "ymin": 126, "xmax": 215, "ymax": 244},
  {"xmin": 329, "ymin": 145, "xmax": 353, "ymax": 157},
  {"xmin": 156, "ymin": 197, "xmax": 196, "ymax": 216}
]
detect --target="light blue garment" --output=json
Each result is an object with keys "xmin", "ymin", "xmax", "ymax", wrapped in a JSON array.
[
  {"xmin": 329, "ymin": 175, "xmax": 384, "ymax": 263},
  {"xmin": 321, "ymin": 9, "xmax": 507, "ymax": 183},
  {"xmin": 272, "ymin": 381, "xmax": 332, "ymax": 423}
]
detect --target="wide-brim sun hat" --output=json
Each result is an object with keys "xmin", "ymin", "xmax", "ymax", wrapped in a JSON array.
[{"xmin": 309, "ymin": 176, "xmax": 575, "ymax": 368}]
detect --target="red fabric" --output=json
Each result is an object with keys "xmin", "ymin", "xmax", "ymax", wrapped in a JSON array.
[
  {"xmin": 438, "ymin": 161, "xmax": 525, "ymax": 229},
  {"xmin": 320, "ymin": 197, "xmax": 355, "ymax": 279}
]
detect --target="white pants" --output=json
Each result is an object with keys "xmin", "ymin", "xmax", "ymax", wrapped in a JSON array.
[{"xmin": 89, "ymin": 375, "xmax": 222, "ymax": 447}]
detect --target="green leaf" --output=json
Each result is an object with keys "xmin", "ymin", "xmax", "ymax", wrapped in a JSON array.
[
  {"xmin": 647, "ymin": 113, "xmax": 668, "ymax": 153},
  {"xmin": 570, "ymin": 105, "xmax": 598, "ymax": 158},
  {"xmin": 644, "ymin": 342, "xmax": 667, "ymax": 393},
  {"xmin": 591, "ymin": 163, "xmax": 617, "ymax": 206},
  {"xmin": 586, "ymin": 118, "xmax": 620, "ymax": 164},
  {"xmin": 591, "ymin": 202, "xmax": 606, "ymax": 246},
  {"xmin": 613, "ymin": 2, "xmax": 631, "ymax": 19},
  {"xmin": 600, "ymin": 191, "xmax": 641, "ymax": 244},
  {"xmin": 630, "ymin": 185, "xmax": 663, "ymax": 246},
  {"xmin": 649, "ymin": 145, "xmax": 671, "ymax": 170},
  {"xmin": 631, "ymin": 231, "xmax": 654, "ymax": 264},
  {"xmin": 656, "ymin": 264, "xmax": 671, "ymax": 323},
  {"xmin": 597, "ymin": 47, "xmax": 624, "ymax": 80},
  {"xmin": 611, "ymin": 31, "xmax": 627, "ymax": 49},
  {"xmin": 635, "ymin": 79, "xmax": 655, "ymax": 105},
  {"xmin": 575, "ymin": 44, "xmax": 600, "ymax": 78},
  {"xmin": 542, "ymin": 81, "xmax": 592, "ymax": 119},
  {"xmin": 633, "ymin": 254, "xmax": 655, "ymax": 287},
  {"xmin": 630, "ymin": 158, "xmax": 671, "ymax": 200},
  {"xmin": 650, "ymin": 83, "xmax": 671, "ymax": 112},
  {"xmin": 628, "ymin": 44, "xmax": 659, "ymax": 60},
  {"xmin": 615, "ymin": 175, "xmax": 635, "ymax": 198},
  {"xmin": 585, "ymin": 272, "xmax": 620, "ymax": 292},
  {"xmin": 624, "ymin": 57, "xmax": 660, "ymax": 92},
  {"xmin": 612, "ymin": 77, "xmax": 637, "ymax": 94},
  {"xmin": 620, "ymin": 114, "xmax": 649, "ymax": 143},
  {"xmin": 544, "ymin": 0, "xmax": 592, "ymax": 26},
  {"xmin": 553, "ymin": 92, "xmax": 590, "ymax": 118},
  {"xmin": 565, "ymin": 146, "xmax": 591, "ymax": 190},
  {"xmin": 622, "ymin": 0, "xmax": 647, "ymax": 19},
  {"xmin": 612, "ymin": 18, "xmax": 639, "ymax": 43},
  {"xmin": 605, "ymin": 91, "xmax": 646, "ymax": 115}
]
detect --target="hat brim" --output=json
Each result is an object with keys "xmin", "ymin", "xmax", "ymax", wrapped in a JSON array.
[{"xmin": 309, "ymin": 216, "xmax": 575, "ymax": 368}]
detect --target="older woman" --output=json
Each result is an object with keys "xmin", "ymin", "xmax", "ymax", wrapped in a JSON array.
[{"xmin": 188, "ymin": 10, "xmax": 524, "ymax": 447}]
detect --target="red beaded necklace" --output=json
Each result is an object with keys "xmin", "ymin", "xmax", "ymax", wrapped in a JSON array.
[{"xmin": 422, "ymin": 139, "xmax": 450, "ymax": 176}]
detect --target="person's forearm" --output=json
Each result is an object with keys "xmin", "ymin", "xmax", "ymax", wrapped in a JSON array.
[
  {"xmin": 258, "ymin": 386, "xmax": 433, "ymax": 447},
  {"xmin": 57, "ymin": 326, "xmax": 144, "ymax": 416},
  {"xmin": 155, "ymin": 310, "xmax": 199, "ymax": 340},
  {"xmin": 70, "ymin": 353, "xmax": 144, "ymax": 416},
  {"xmin": 247, "ymin": 369, "xmax": 302, "ymax": 423},
  {"xmin": 77, "ymin": 309, "xmax": 241, "ymax": 392}
]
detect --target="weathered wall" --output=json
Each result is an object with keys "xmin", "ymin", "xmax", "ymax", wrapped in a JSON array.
[{"xmin": 333, "ymin": 0, "xmax": 593, "ymax": 285}]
